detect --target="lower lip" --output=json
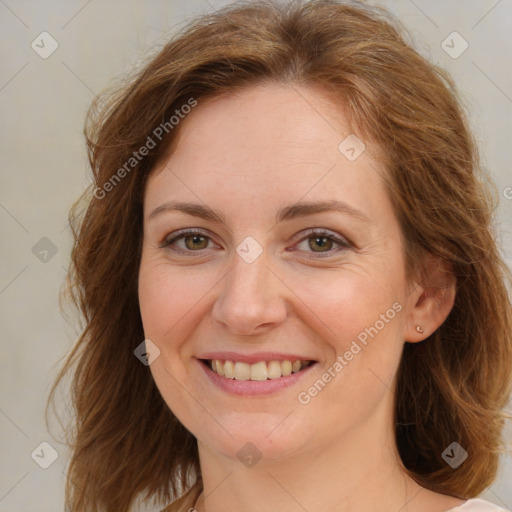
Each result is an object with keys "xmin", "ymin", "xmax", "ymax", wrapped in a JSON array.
[{"xmin": 197, "ymin": 359, "xmax": 317, "ymax": 396}]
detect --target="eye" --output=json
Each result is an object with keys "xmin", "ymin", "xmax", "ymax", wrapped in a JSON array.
[
  {"xmin": 160, "ymin": 228, "xmax": 352, "ymax": 258},
  {"xmin": 161, "ymin": 229, "xmax": 217, "ymax": 254},
  {"xmin": 293, "ymin": 229, "xmax": 351, "ymax": 257}
]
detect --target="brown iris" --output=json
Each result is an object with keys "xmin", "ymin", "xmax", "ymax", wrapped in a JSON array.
[
  {"xmin": 309, "ymin": 236, "xmax": 333, "ymax": 252},
  {"xmin": 184, "ymin": 234, "xmax": 209, "ymax": 250}
]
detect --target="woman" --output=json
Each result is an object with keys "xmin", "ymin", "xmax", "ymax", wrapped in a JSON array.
[{"xmin": 48, "ymin": 1, "xmax": 512, "ymax": 511}]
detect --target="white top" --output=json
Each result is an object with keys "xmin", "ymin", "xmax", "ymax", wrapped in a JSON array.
[{"xmin": 448, "ymin": 499, "xmax": 509, "ymax": 511}]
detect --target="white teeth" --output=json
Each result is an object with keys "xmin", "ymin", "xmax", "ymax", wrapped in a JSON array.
[
  {"xmin": 234, "ymin": 362, "xmax": 251, "ymax": 380},
  {"xmin": 250, "ymin": 361, "xmax": 267, "ymax": 381},
  {"xmin": 281, "ymin": 360, "xmax": 292, "ymax": 376},
  {"xmin": 267, "ymin": 360, "xmax": 282, "ymax": 379},
  {"xmin": 215, "ymin": 359, "xmax": 224, "ymax": 377},
  {"xmin": 292, "ymin": 360, "xmax": 302, "ymax": 373},
  {"xmin": 224, "ymin": 360, "xmax": 235, "ymax": 379},
  {"xmin": 209, "ymin": 359, "xmax": 311, "ymax": 380}
]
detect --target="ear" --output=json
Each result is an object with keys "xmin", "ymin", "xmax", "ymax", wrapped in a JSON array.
[{"xmin": 404, "ymin": 255, "xmax": 456, "ymax": 343}]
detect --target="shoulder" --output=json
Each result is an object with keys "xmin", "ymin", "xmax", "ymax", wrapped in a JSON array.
[
  {"xmin": 159, "ymin": 480, "xmax": 203, "ymax": 512},
  {"xmin": 447, "ymin": 499, "xmax": 510, "ymax": 512}
]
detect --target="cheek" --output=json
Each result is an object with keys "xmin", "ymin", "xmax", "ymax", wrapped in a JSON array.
[
  {"xmin": 297, "ymin": 278, "xmax": 404, "ymax": 409},
  {"xmin": 294, "ymin": 266, "xmax": 405, "ymax": 399},
  {"xmin": 138, "ymin": 259, "xmax": 226, "ymax": 372},
  {"xmin": 138, "ymin": 267, "xmax": 175, "ymax": 339},
  {"xmin": 297, "ymin": 264, "xmax": 403, "ymax": 343},
  {"xmin": 138, "ymin": 261, "xmax": 210, "ymax": 425},
  {"xmin": 139, "ymin": 260, "xmax": 205, "ymax": 335}
]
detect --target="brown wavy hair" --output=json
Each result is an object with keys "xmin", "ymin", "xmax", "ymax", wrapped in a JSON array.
[{"xmin": 47, "ymin": 0, "xmax": 512, "ymax": 510}]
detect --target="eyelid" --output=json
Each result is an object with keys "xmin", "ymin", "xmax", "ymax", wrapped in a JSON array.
[{"xmin": 294, "ymin": 227, "xmax": 351, "ymax": 245}]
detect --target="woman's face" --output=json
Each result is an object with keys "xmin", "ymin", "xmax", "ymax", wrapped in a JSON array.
[{"xmin": 138, "ymin": 83, "xmax": 422, "ymax": 463}]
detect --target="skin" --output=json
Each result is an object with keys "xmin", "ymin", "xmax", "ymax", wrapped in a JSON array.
[{"xmin": 138, "ymin": 83, "xmax": 463, "ymax": 512}]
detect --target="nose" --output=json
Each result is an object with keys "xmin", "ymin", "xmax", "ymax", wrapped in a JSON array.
[{"xmin": 211, "ymin": 250, "xmax": 288, "ymax": 336}]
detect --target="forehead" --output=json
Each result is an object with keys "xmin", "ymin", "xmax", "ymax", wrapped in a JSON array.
[
  {"xmin": 164, "ymin": 83, "xmax": 359, "ymax": 168},
  {"xmin": 144, "ymin": 83, "xmax": 389, "ymax": 224}
]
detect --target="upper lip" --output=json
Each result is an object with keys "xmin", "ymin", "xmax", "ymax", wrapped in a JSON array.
[{"xmin": 197, "ymin": 352, "xmax": 316, "ymax": 364}]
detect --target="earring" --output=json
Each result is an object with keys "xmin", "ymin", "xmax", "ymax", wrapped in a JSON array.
[{"xmin": 416, "ymin": 325, "xmax": 424, "ymax": 334}]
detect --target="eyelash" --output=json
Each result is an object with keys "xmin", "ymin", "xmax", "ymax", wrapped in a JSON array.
[{"xmin": 160, "ymin": 228, "xmax": 352, "ymax": 258}]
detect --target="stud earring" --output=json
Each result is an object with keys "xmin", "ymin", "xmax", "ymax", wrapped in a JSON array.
[{"xmin": 416, "ymin": 325, "xmax": 424, "ymax": 334}]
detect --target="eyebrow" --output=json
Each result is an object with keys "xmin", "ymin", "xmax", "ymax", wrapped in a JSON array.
[{"xmin": 148, "ymin": 200, "xmax": 370, "ymax": 224}]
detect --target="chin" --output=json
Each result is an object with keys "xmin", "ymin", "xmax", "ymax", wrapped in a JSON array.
[{"xmin": 195, "ymin": 411, "xmax": 315, "ymax": 465}]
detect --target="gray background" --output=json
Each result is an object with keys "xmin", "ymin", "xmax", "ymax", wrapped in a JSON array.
[{"xmin": 0, "ymin": 0, "xmax": 511, "ymax": 510}]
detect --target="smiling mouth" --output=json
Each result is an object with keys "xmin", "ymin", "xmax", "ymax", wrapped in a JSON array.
[{"xmin": 201, "ymin": 359, "xmax": 315, "ymax": 381}]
